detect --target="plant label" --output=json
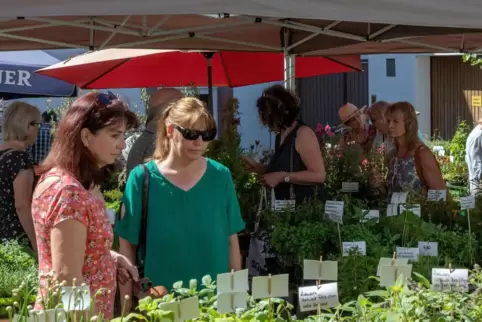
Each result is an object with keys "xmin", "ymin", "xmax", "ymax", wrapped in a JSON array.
[
  {"xmin": 217, "ymin": 269, "xmax": 249, "ymax": 294},
  {"xmin": 341, "ymin": 182, "xmax": 359, "ymax": 193},
  {"xmin": 303, "ymin": 260, "xmax": 338, "ymax": 281},
  {"xmin": 377, "ymin": 258, "xmax": 409, "ymax": 276},
  {"xmin": 324, "ymin": 200, "xmax": 344, "ymax": 224},
  {"xmin": 460, "ymin": 196, "xmax": 475, "ymax": 210},
  {"xmin": 391, "ymin": 192, "xmax": 408, "ymax": 204},
  {"xmin": 217, "ymin": 292, "xmax": 248, "ymax": 314},
  {"xmin": 298, "ymin": 282, "xmax": 339, "ymax": 312},
  {"xmin": 272, "ymin": 199, "xmax": 296, "ymax": 212},
  {"xmin": 386, "ymin": 204, "xmax": 398, "ymax": 217},
  {"xmin": 342, "ymin": 241, "xmax": 366, "ymax": 256},
  {"xmin": 418, "ymin": 241, "xmax": 438, "ymax": 257},
  {"xmin": 251, "ymin": 274, "xmax": 289, "ymax": 299},
  {"xmin": 61, "ymin": 285, "xmax": 91, "ymax": 311},
  {"xmin": 400, "ymin": 204, "xmax": 421, "ymax": 217},
  {"xmin": 159, "ymin": 296, "xmax": 201, "ymax": 322},
  {"xmin": 427, "ymin": 190, "xmax": 447, "ymax": 201},
  {"xmin": 380, "ymin": 264, "xmax": 412, "ymax": 287},
  {"xmin": 449, "ymin": 156, "xmax": 455, "ymax": 163},
  {"xmin": 396, "ymin": 247, "xmax": 419, "ymax": 262},
  {"xmin": 361, "ymin": 210, "xmax": 379, "ymax": 223},
  {"xmin": 432, "ymin": 268, "xmax": 469, "ymax": 292}
]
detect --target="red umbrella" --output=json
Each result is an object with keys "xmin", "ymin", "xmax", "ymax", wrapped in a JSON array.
[{"xmin": 37, "ymin": 49, "xmax": 361, "ymax": 89}]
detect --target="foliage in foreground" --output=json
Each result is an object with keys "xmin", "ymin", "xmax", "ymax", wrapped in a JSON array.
[{"xmin": 4, "ymin": 267, "xmax": 482, "ymax": 321}]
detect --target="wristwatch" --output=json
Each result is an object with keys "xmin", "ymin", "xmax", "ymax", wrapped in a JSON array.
[{"xmin": 284, "ymin": 175, "xmax": 291, "ymax": 183}]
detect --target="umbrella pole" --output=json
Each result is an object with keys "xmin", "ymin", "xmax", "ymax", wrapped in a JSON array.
[
  {"xmin": 204, "ymin": 52, "xmax": 215, "ymax": 115},
  {"xmin": 283, "ymin": 29, "xmax": 296, "ymax": 91}
]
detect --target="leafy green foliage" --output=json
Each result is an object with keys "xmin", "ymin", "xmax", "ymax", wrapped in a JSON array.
[{"xmin": 0, "ymin": 241, "xmax": 38, "ymax": 299}]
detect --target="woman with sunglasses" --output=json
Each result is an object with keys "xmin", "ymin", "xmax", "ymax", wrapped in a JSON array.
[
  {"xmin": 0, "ymin": 101, "xmax": 41, "ymax": 250},
  {"xmin": 115, "ymin": 97, "xmax": 245, "ymax": 312},
  {"xmin": 32, "ymin": 92, "xmax": 140, "ymax": 319}
]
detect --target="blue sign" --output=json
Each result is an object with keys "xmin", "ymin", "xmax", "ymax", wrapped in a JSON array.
[{"xmin": 0, "ymin": 63, "xmax": 76, "ymax": 99}]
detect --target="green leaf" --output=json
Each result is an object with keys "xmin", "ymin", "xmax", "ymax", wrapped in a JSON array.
[{"xmin": 172, "ymin": 281, "xmax": 183, "ymax": 289}]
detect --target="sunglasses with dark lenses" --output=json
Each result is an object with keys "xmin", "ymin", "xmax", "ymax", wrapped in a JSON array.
[
  {"xmin": 173, "ymin": 125, "xmax": 217, "ymax": 141},
  {"xmin": 96, "ymin": 91, "xmax": 118, "ymax": 106}
]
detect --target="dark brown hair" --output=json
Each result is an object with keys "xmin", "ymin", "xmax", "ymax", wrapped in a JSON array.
[
  {"xmin": 256, "ymin": 84, "xmax": 300, "ymax": 131},
  {"xmin": 386, "ymin": 101, "xmax": 420, "ymax": 151},
  {"xmin": 38, "ymin": 92, "xmax": 139, "ymax": 189}
]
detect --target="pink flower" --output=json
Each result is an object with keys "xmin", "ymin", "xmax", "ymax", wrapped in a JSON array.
[
  {"xmin": 324, "ymin": 124, "xmax": 335, "ymax": 137},
  {"xmin": 315, "ymin": 123, "xmax": 323, "ymax": 136},
  {"xmin": 376, "ymin": 143, "xmax": 385, "ymax": 153},
  {"xmin": 361, "ymin": 159, "xmax": 369, "ymax": 167}
]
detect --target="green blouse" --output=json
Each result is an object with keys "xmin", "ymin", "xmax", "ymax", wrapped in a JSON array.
[{"xmin": 114, "ymin": 158, "xmax": 245, "ymax": 289}]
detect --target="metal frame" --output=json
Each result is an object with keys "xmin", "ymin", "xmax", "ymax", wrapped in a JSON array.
[{"xmin": 0, "ymin": 14, "xmax": 476, "ymax": 54}]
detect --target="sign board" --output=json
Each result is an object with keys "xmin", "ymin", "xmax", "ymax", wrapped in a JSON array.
[{"xmin": 472, "ymin": 96, "xmax": 482, "ymax": 107}]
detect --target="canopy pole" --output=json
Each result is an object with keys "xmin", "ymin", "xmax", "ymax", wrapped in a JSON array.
[
  {"xmin": 283, "ymin": 29, "xmax": 296, "ymax": 91},
  {"xmin": 203, "ymin": 52, "xmax": 215, "ymax": 114}
]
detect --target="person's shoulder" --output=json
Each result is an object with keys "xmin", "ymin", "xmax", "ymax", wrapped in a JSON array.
[
  {"xmin": 296, "ymin": 125, "xmax": 317, "ymax": 138},
  {"xmin": 131, "ymin": 161, "xmax": 154, "ymax": 178},
  {"xmin": 206, "ymin": 158, "xmax": 230, "ymax": 173}
]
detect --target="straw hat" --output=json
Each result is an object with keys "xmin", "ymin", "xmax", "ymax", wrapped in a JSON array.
[{"xmin": 338, "ymin": 103, "xmax": 366, "ymax": 124}]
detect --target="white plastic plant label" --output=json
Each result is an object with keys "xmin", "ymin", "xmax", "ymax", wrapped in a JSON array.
[
  {"xmin": 427, "ymin": 190, "xmax": 447, "ymax": 201},
  {"xmin": 324, "ymin": 201, "xmax": 344, "ymax": 224},
  {"xmin": 342, "ymin": 241, "xmax": 366, "ymax": 256},
  {"xmin": 298, "ymin": 283, "xmax": 339, "ymax": 312}
]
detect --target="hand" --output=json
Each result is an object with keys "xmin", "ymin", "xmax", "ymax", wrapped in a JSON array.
[
  {"xmin": 241, "ymin": 156, "xmax": 265, "ymax": 174},
  {"xmin": 139, "ymin": 285, "xmax": 169, "ymax": 299},
  {"xmin": 112, "ymin": 252, "xmax": 139, "ymax": 284},
  {"xmin": 261, "ymin": 172, "xmax": 287, "ymax": 188}
]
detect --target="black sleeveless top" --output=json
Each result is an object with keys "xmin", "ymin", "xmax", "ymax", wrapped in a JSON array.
[{"xmin": 266, "ymin": 121, "xmax": 324, "ymax": 205}]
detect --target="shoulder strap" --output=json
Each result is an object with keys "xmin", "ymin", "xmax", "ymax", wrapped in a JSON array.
[{"xmin": 137, "ymin": 164, "xmax": 150, "ymax": 278}]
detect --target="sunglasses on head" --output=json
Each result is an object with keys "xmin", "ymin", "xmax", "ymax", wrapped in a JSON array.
[
  {"xmin": 96, "ymin": 91, "xmax": 118, "ymax": 106},
  {"xmin": 173, "ymin": 125, "xmax": 217, "ymax": 141}
]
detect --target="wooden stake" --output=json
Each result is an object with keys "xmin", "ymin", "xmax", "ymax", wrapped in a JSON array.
[
  {"xmin": 392, "ymin": 252, "xmax": 398, "ymax": 282},
  {"xmin": 268, "ymin": 274, "xmax": 272, "ymax": 322},
  {"xmin": 317, "ymin": 256, "xmax": 322, "ymax": 319},
  {"xmin": 230, "ymin": 269, "xmax": 234, "ymax": 311}
]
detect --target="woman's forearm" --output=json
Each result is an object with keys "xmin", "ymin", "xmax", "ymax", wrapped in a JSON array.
[
  {"xmin": 286, "ymin": 170, "xmax": 325, "ymax": 185},
  {"xmin": 16, "ymin": 207, "xmax": 37, "ymax": 251},
  {"xmin": 229, "ymin": 234, "xmax": 242, "ymax": 271},
  {"xmin": 118, "ymin": 239, "xmax": 137, "ymax": 312}
]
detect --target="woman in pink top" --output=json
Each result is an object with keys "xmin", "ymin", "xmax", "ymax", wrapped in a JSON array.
[{"xmin": 32, "ymin": 92, "xmax": 140, "ymax": 318}]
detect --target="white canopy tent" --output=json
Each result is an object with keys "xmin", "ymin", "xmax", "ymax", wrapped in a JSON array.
[
  {"xmin": 1, "ymin": 0, "xmax": 482, "ymax": 29},
  {"xmin": 0, "ymin": 1, "xmax": 480, "ymax": 90}
]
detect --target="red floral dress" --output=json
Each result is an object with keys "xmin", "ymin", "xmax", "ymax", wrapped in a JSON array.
[{"xmin": 32, "ymin": 169, "xmax": 116, "ymax": 319}]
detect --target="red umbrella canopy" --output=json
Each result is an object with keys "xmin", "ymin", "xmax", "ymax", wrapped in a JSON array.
[{"xmin": 37, "ymin": 49, "xmax": 361, "ymax": 89}]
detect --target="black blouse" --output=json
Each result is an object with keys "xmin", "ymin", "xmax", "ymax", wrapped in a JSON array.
[{"xmin": 0, "ymin": 149, "xmax": 33, "ymax": 241}]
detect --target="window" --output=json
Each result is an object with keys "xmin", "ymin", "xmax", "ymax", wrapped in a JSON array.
[{"xmin": 386, "ymin": 58, "xmax": 396, "ymax": 77}]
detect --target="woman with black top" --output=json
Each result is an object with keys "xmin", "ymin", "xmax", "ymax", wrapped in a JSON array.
[
  {"xmin": 243, "ymin": 84, "xmax": 326, "ymax": 205},
  {"xmin": 0, "ymin": 101, "xmax": 40, "ymax": 250}
]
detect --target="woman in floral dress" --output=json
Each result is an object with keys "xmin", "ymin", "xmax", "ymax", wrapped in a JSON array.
[{"xmin": 32, "ymin": 92, "xmax": 140, "ymax": 318}]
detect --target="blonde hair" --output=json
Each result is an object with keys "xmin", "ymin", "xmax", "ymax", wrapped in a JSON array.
[
  {"xmin": 386, "ymin": 101, "xmax": 420, "ymax": 151},
  {"xmin": 152, "ymin": 97, "xmax": 216, "ymax": 160},
  {"xmin": 2, "ymin": 101, "xmax": 40, "ymax": 141}
]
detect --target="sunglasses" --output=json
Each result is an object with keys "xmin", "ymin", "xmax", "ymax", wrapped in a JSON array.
[
  {"xmin": 29, "ymin": 121, "xmax": 41, "ymax": 127},
  {"xmin": 173, "ymin": 125, "xmax": 217, "ymax": 141},
  {"xmin": 96, "ymin": 91, "xmax": 118, "ymax": 106}
]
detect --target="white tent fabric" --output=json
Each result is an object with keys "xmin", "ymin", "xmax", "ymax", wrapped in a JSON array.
[{"xmin": 2, "ymin": 0, "xmax": 482, "ymax": 29}]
